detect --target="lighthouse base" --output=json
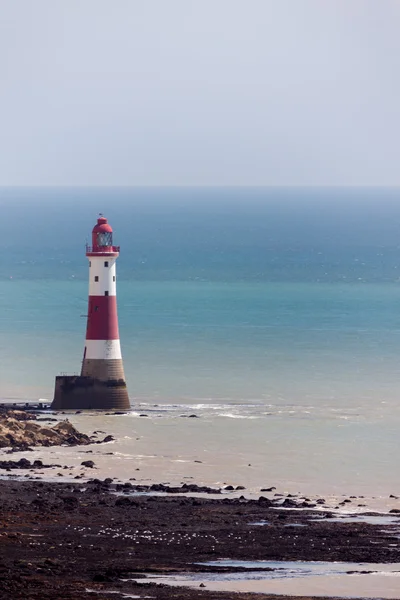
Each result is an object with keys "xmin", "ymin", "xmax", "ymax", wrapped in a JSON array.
[{"xmin": 51, "ymin": 376, "xmax": 131, "ymax": 410}]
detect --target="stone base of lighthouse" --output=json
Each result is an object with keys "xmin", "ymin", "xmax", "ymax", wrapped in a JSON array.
[
  {"xmin": 51, "ymin": 356, "xmax": 130, "ymax": 410},
  {"xmin": 51, "ymin": 373, "xmax": 130, "ymax": 410}
]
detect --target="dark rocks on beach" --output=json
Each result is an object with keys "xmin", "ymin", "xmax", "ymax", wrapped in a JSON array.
[
  {"xmin": 258, "ymin": 496, "xmax": 273, "ymax": 506},
  {"xmin": 281, "ymin": 498, "xmax": 299, "ymax": 508},
  {"xmin": 181, "ymin": 483, "xmax": 220, "ymax": 494},
  {"xmin": 115, "ymin": 496, "xmax": 134, "ymax": 507},
  {"xmin": 61, "ymin": 495, "xmax": 79, "ymax": 508},
  {"xmin": 117, "ymin": 482, "xmax": 221, "ymax": 495},
  {"xmin": 1, "ymin": 478, "xmax": 399, "ymax": 599},
  {"xmin": 0, "ymin": 458, "xmax": 62, "ymax": 470},
  {"xmin": 81, "ymin": 460, "xmax": 95, "ymax": 468},
  {"xmin": 297, "ymin": 501, "xmax": 317, "ymax": 508},
  {"xmin": 5, "ymin": 444, "xmax": 33, "ymax": 453},
  {"xmin": 261, "ymin": 486, "xmax": 276, "ymax": 492}
]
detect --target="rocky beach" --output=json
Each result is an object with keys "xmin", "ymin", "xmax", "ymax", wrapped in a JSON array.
[
  {"xmin": 0, "ymin": 408, "xmax": 114, "ymax": 450},
  {"xmin": 1, "ymin": 410, "xmax": 400, "ymax": 600},
  {"xmin": 1, "ymin": 477, "xmax": 400, "ymax": 600}
]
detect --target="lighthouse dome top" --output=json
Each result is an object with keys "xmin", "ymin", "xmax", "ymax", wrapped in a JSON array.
[
  {"xmin": 93, "ymin": 216, "xmax": 113, "ymax": 234},
  {"xmin": 86, "ymin": 215, "xmax": 120, "ymax": 256}
]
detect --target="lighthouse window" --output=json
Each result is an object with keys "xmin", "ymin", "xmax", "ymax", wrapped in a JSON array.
[
  {"xmin": 89, "ymin": 261, "xmax": 91, "ymax": 267},
  {"xmin": 94, "ymin": 276, "xmax": 99, "ymax": 282},
  {"xmin": 97, "ymin": 232, "xmax": 112, "ymax": 247},
  {"xmin": 104, "ymin": 261, "xmax": 109, "ymax": 267},
  {"xmin": 113, "ymin": 276, "xmax": 115, "ymax": 281},
  {"xmin": 105, "ymin": 291, "xmax": 109, "ymax": 296}
]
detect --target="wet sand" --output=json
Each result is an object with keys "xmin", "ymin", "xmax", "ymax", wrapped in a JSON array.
[{"xmin": 1, "ymin": 479, "xmax": 400, "ymax": 600}]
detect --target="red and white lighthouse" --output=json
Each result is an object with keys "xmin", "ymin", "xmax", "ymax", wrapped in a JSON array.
[{"xmin": 51, "ymin": 216, "xmax": 130, "ymax": 410}]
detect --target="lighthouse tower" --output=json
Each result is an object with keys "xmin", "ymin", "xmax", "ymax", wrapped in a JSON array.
[{"xmin": 51, "ymin": 216, "xmax": 130, "ymax": 410}]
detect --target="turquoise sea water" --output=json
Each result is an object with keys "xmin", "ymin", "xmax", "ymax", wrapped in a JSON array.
[{"xmin": 1, "ymin": 186, "xmax": 400, "ymax": 406}]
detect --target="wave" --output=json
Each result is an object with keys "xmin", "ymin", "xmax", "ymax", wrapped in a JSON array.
[{"xmin": 217, "ymin": 413, "xmax": 260, "ymax": 420}]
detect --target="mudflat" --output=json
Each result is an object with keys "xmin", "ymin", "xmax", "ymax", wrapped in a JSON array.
[{"xmin": 1, "ymin": 479, "xmax": 399, "ymax": 599}]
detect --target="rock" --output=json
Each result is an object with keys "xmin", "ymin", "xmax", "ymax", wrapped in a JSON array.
[
  {"xmin": 0, "ymin": 411, "xmax": 95, "ymax": 449},
  {"xmin": 62, "ymin": 496, "xmax": 79, "ymax": 507},
  {"xmin": 0, "ymin": 434, "xmax": 10, "ymax": 448},
  {"xmin": 261, "ymin": 486, "xmax": 276, "ymax": 492},
  {"xmin": 115, "ymin": 496, "xmax": 132, "ymax": 507},
  {"xmin": 389, "ymin": 509, "xmax": 400, "ymax": 514},
  {"xmin": 281, "ymin": 498, "xmax": 298, "ymax": 508},
  {"xmin": 24, "ymin": 422, "xmax": 41, "ymax": 432},
  {"xmin": 258, "ymin": 496, "xmax": 273, "ymax": 506},
  {"xmin": 102, "ymin": 435, "xmax": 114, "ymax": 443},
  {"xmin": 181, "ymin": 483, "xmax": 220, "ymax": 494},
  {"xmin": 0, "ymin": 458, "xmax": 61, "ymax": 470},
  {"xmin": 81, "ymin": 460, "xmax": 95, "ymax": 468}
]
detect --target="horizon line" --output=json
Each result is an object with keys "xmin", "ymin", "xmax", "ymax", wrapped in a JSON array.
[{"xmin": 1, "ymin": 184, "xmax": 400, "ymax": 190}]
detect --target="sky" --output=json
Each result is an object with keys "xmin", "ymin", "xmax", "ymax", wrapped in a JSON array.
[{"xmin": 1, "ymin": 0, "xmax": 400, "ymax": 187}]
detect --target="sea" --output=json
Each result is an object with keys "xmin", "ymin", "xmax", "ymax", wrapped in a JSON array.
[{"xmin": 1, "ymin": 186, "xmax": 400, "ymax": 502}]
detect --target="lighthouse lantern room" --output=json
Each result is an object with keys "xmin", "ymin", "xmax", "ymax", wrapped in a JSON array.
[{"xmin": 51, "ymin": 216, "xmax": 130, "ymax": 410}]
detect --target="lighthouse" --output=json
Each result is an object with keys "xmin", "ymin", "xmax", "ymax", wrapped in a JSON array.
[{"xmin": 51, "ymin": 216, "xmax": 130, "ymax": 410}]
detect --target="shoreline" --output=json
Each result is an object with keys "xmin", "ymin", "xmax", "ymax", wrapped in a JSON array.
[
  {"xmin": 1, "ymin": 408, "xmax": 400, "ymax": 598},
  {"xmin": 1, "ymin": 478, "xmax": 400, "ymax": 600},
  {"xmin": 1, "ymin": 406, "xmax": 400, "ymax": 515}
]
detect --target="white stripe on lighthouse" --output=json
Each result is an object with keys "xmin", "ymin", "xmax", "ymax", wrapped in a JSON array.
[
  {"xmin": 88, "ymin": 256, "xmax": 117, "ymax": 296},
  {"xmin": 84, "ymin": 339, "xmax": 122, "ymax": 360}
]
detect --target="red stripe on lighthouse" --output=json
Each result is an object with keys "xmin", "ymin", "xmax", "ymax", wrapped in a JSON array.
[{"xmin": 85, "ymin": 296, "xmax": 120, "ymax": 340}]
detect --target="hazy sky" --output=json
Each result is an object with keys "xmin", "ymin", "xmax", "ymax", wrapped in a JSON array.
[{"xmin": 1, "ymin": 0, "xmax": 400, "ymax": 186}]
